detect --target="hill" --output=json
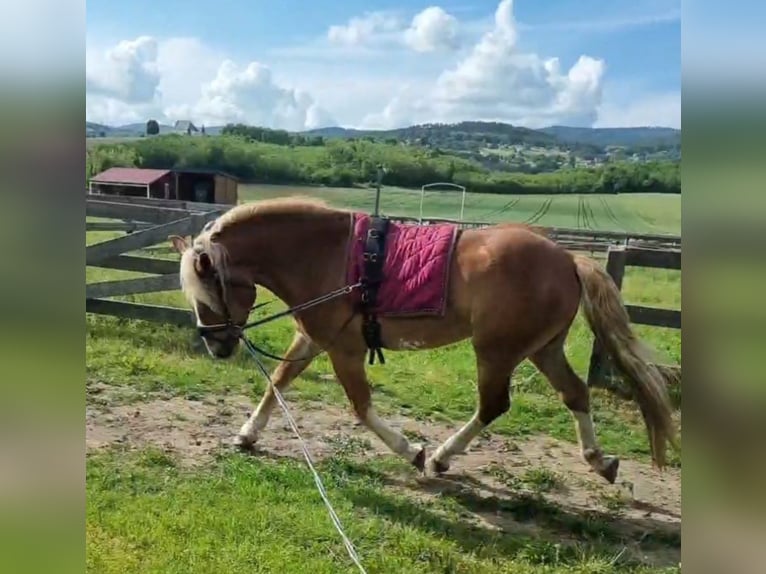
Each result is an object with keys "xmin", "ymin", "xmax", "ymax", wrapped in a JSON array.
[
  {"xmin": 87, "ymin": 121, "xmax": 222, "ymax": 137},
  {"xmin": 301, "ymin": 121, "xmax": 681, "ymax": 150},
  {"xmin": 86, "ymin": 132, "xmax": 681, "ymax": 195},
  {"xmin": 86, "ymin": 120, "xmax": 681, "ymax": 173},
  {"xmin": 303, "ymin": 121, "xmax": 564, "ymax": 149},
  {"xmin": 117, "ymin": 122, "xmax": 176, "ymax": 134},
  {"xmin": 87, "ymin": 120, "xmax": 680, "ymax": 151},
  {"xmin": 539, "ymin": 126, "xmax": 681, "ymax": 148},
  {"xmin": 298, "ymin": 121, "xmax": 680, "ymax": 168}
]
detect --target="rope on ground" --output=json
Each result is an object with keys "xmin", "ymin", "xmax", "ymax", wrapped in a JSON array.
[{"xmin": 241, "ymin": 337, "xmax": 368, "ymax": 574}]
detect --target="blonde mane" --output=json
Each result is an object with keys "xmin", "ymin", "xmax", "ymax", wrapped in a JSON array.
[
  {"xmin": 214, "ymin": 196, "xmax": 338, "ymax": 232},
  {"xmin": 179, "ymin": 196, "xmax": 342, "ymax": 315}
]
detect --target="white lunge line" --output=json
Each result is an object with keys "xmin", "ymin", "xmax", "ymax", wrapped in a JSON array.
[{"xmin": 242, "ymin": 338, "xmax": 368, "ymax": 574}]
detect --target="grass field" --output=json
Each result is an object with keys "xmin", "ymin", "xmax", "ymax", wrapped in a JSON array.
[
  {"xmin": 86, "ymin": 136, "xmax": 142, "ymax": 148},
  {"xmin": 240, "ymin": 184, "xmax": 681, "ymax": 235},
  {"xmin": 86, "ymin": 207, "xmax": 682, "ymax": 572}
]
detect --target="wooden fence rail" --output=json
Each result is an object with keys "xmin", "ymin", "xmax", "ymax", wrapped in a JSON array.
[
  {"xmin": 86, "ymin": 196, "xmax": 227, "ymax": 326},
  {"xmin": 86, "ymin": 196, "xmax": 682, "ymax": 352},
  {"xmin": 585, "ymin": 245, "xmax": 681, "ymax": 394}
]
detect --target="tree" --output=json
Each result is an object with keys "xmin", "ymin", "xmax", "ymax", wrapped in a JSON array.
[{"xmin": 146, "ymin": 119, "xmax": 160, "ymax": 136}]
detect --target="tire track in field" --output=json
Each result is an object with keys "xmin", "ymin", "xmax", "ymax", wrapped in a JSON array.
[
  {"xmin": 577, "ymin": 195, "xmax": 595, "ymax": 230},
  {"xmin": 482, "ymin": 197, "xmax": 521, "ymax": 220},
  {"xmin": 580, "ymin": 197, "xmax": 593, "ymax": 230},
  {"xmin": 583, "ymin": 197, "xmax": 598, "ymax": 230},
  {"xmin": 524, "ymin": 197, "xmax": 553, "ymax": 225},
  {"xmin": 598, "ymin": 196, "xmax": 630, "ymax": 232}
]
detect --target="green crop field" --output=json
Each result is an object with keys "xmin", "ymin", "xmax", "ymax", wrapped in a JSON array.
[
  {"xmin": 86, "ymin": 212, "xmax": 682, "ymax": 572},
  {"xmin": 239, "ymin": 184, "xmax": 681, "ymax": 235}
]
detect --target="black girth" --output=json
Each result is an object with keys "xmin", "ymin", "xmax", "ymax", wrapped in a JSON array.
[{"xmin": 359, "ymin": 216, "xmax": 390, "ymax": 365}]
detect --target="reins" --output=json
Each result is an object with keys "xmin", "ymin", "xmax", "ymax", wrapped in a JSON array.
[
  {"xmin": 195, "ymin": 280, "xmax": 369, "ymax": 573},
  {"xmin": 197, "ymin": 281, "xmax": 364, "ymax": 363},
  {"xmin": 239, "ymin": 336, "xmax": 368, "ymax": 574}
]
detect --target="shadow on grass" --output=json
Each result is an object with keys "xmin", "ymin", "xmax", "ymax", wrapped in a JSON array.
[
  {"xmin": 326, "ymin": 458, "xmax": 680, "ymax": 568},
  {"xmin": 235, "ymin": 444, "xmax": 680, "ymax": 568}
]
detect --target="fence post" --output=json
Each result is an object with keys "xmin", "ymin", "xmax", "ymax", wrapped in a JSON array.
[{"xmin": 586, "ymin": 245, "xmax": 627, "ymax": 388}]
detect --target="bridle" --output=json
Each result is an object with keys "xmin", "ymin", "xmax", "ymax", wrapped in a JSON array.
[{"xmin": 194, "ymin": 266, "xmax": 363, "ymax": 363}]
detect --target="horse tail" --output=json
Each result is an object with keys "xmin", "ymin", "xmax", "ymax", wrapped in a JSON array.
[{"xmin": 572, "ymin": 253, "xmax": 678, "ymax": 468}]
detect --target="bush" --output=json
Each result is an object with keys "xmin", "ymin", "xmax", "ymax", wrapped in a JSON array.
[{"xmin": 85, "ymin": 134, "xmax": 681, "ymax": 195}]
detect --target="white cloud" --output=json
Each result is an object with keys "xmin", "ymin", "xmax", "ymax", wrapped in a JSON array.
[
  {"xmin": 169, "ymin": 59, "xmax": 335, "ymax": 130},
  {"xmin": 156, "ymin": 37, "xmax": 225, "ymax": 107},
  {"xmin": 361, "ymin": 84, "xmax": 430, "ymax": 129},
  {"xmin": 86, "ymin": 36, "xmax": 161, "ymax": 104},
  {"xmin": 327, "ymin": 6, "xmax": 462, "ymax": 53},
  {"xmin": 404, "ymin": 7, "xmax": 461, "ymax": 52},
  {"xmin": 86, "ymin": 36, "xmax": 335, "ymax": 129},
  {"xmin": 85, "ymin": 0, "xmax": 676, "ymax": 131},
  {"xmin": 327, "ymin": 11, "xmax": 402, "ymax": 47},
  {"xmin": 363, "ymin": 0, "xmax": 605, "ymax": 128},
  {"xmin": 595, "ymin": 91, "xmax": 681, "ymax": 128}
]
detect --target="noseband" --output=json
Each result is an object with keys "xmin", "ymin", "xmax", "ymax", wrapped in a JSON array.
[
  {"xmin": 194, "ymin": 267, "xmax": 363, "ymax": 362},
  {"xmin": 194, "ymin": 267, "xmax": 257, "ymax": 337}
]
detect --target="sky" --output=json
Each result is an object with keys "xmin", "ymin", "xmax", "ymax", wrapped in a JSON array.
[{"xmin": 85, "ymin": 0, "xmax": 681, "ymax": 131}]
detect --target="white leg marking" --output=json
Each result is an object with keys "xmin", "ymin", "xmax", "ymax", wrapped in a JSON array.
[
  {"xmin": 573, "ymin": 410, "xmax": 617, "ymax": 474},
  {"xmin": 431, "ymin": 413, "xmax": 485, "ymax": 465},
  {"xmin": 364, "ymin": 407, "xmax": 422, "ymax": 462},
  {"xmin": 237, "ymin": 394, "xmax": 275, "ymax": 442},
  {"xmin": 573, "ymin": 411, "xmax": 598, "ymax": 451},
  {"xmin": 236, "ymin": 334, "xmax": 314, "ymax": 444}
]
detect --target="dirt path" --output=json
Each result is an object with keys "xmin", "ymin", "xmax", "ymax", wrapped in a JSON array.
[{"xmin": 86, "ymin": 382, "xmax": 681, "ymax": 567}]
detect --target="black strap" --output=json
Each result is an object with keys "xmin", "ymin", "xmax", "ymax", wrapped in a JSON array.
[{"xmin": 359, "ymin": 216, "xmax": 389, "ymax": 365}]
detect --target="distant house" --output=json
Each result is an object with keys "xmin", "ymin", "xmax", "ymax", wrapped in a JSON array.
[{"xmin": 174, "ymin": 120, "xmax": 199, "ymax": 135}]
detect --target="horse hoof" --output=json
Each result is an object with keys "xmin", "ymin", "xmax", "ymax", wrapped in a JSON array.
[
  {"xmin": 427, "ymin": 456, "xmax": 450, "ymax": 475},
  {"xmin": 411, "ymin": 446, "xmax": 426, "ymax": 472},
  {"xmin": 232, "ymin": 434, "xmax": 256, "ymax": 451},
  {"xmin": 599, "ymin": 456, "xmax": 620, "ymax": 484}
]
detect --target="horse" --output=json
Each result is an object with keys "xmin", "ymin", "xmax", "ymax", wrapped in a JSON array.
[{"xmin": 169, "ymin": 197, "xmax": 678, "ymax": 483}]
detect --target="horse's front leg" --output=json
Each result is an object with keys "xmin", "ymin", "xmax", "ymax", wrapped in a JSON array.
[
  {"xmin": 328, "ymin": 349, "xmax": 426, "ymax": 470},
  {"xmin": 234, "ymin": 330, "xmax": 318, "ymax": 449}
]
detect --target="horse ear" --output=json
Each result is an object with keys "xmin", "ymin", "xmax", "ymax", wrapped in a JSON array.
[
  {"xmin": 194, "ymin": 251, "xmax": 213, "ymax": 276},
  {"xmin": 169, "ymin": 235, "xmax": 189, "ymax": 254}
]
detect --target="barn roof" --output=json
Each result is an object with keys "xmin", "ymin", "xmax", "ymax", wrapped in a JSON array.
[
  {"xmin": 174, "ymin": 120, "xmax": 198, "ymax": 131},
  {"xmin": 91, "ymin": 167, "xmax": 171, "ymax": 185}
]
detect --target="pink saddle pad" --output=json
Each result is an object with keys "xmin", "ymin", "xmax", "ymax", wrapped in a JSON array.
[{"xmin": 346, "ymin": 213, "xmax": 458, "ymax": 317}]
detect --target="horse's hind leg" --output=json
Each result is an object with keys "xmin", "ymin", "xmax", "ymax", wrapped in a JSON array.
[
  {"xmin": 427, "ymin": 346, "xmax": 519, "ymax": 475},
  {"xmin": 235, "ymin": 330, "xmax": 319, "ymax": 448},
  {"xmin": 530, "ymin": 334, "xmax": 620, "ymax": 484},
  {"xmin": 328, "ymin": 348, "xmax": 426, "ymax": 470}
]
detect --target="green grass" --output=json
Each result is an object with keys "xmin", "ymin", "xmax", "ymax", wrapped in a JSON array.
[
  {"xmin": 87, "ymin": 448, "xmax": 678, "ymax": 574},
  {"xmin": 86, "ymin": 136, "xmax": 142, "ymax": 148},
  {"xmin": 86, "ymin": 207, "xmax": 681, "ymax": 573},
  {"xmin": 240, "ymin": 184, "xmax": 681, "ymax": 235}
]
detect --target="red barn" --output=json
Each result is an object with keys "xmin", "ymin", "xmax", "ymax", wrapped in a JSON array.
[
  {"xmin": 88, "ymin": 167, "xmax": 238, "ymax": 204},
  {"xmin": 89, "ymin": 167, "xmax": 174, "ymax": 199}
]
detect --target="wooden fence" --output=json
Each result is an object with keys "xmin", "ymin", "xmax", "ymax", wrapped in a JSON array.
[
  {"xmin": 86, "ymin": 196, "xmax": 682, "ymax": 348},
  {"xmin": 391, "ymin": 215, "xmax": 681, "ymax": 254},
  {"xmin": 585, "ymin": 244, "xmax": 681, "ymax": 394},
  {"xmin": 86, "ymin": 195, "xmax": 228, "ymax": 327}
]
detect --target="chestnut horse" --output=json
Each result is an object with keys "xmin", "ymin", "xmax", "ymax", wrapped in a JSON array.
[{"xmin": 170, "ymin": 197, "xmax": 678, "ymax": 482}]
